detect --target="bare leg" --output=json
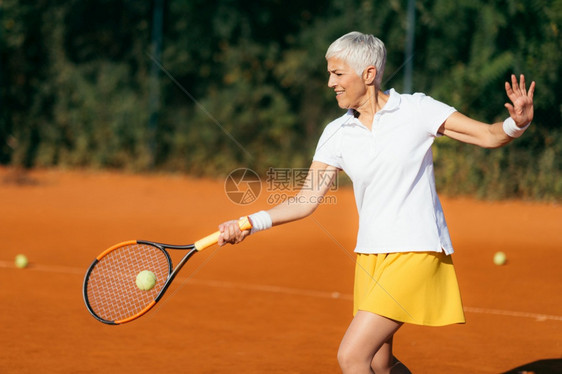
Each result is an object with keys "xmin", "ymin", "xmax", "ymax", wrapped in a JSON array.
[
  {"xmin": 370, "ymin": 336, "xmax": 411, "ymax": 374},
  {"xmin": 371, "ymin": 336, "xmax": 411, "ymax": 374},
  {"xmin": 337, "ymin": 311, "xmax": 406, "ymax": 374}
]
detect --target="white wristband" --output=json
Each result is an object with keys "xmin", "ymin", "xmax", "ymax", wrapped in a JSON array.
[
  {"xmin": 248, "ymin": 211, "xmax": 272, "ymax": 235},
  {"xmin": 503, "ymin": 117, "xmax": 531, "ymax": 138}
]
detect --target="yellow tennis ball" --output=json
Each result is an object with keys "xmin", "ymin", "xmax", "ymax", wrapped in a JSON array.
[
  {"xmin": 14, "ymin": 254, "xmax": 28, "ymax": 269},
  {"xmin": 136, "ymin": 270, "xmax": 157, "ymax": 291},
  {"xmin": 493, "ymin": 251, "xmax": 507, "ymax": 266}
]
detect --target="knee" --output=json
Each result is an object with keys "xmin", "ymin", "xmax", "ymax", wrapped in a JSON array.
[
  {"xmin": 336, "ymin": 346, "xmax": 350, "ymax": 371},
  {"xmin": 370, "ymin": 356, "xmax": 389, "ymax": 374},
  {"xmin": 337, "ymin": 346, "xmax": 369, "ymax": 373}
]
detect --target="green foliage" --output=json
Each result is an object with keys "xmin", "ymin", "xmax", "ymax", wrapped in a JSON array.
[
  {"xmin": 415, "ymin": 0, "xmax": 562, "ymax": 200},
  {"xmin": 434, "ymin": 127, "xmax": 562, "ymax": 200},
  {"xmin": 0, "ymin": 0, "xmax": 560, "ymax": 200}
]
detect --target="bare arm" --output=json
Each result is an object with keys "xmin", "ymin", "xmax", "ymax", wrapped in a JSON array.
[
  {"xmin": 218, "ymin": 161, "xmax": 338, "ymax": 246},
  {"xmin": 438, "ymin": 74, "xmax": 535, "ymax": 148},
  {"xmin": 268, "ymin": 161, "xmax": 338, "ymax": 225}
]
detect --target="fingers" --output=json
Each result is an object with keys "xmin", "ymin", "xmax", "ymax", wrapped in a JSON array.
[
  {"xmin": 515, "ymin": 74, "xmax": 528, "ymax": 92},
  {"xmin": 506, "ymin": 74, "xmax": 522, "ymax": 97},
  {"xmin": 528, "ymin": 80, "xmax": 535, "ymax": 99},
  {"xmin": 504, "ymin": 74, "xmax": 535, "ymax": 127},
  {"xmin": 506, "ymin": 74, "xmax": 535, "ymax": 96},
  {"xmin": 505, "ymin": 74, "xmax": 536, "ymax": 108},
  {"xmin": 511, "ymin": 74, "xmax": 520, "ymax": 92},
  {"xmin": 218, "ymin": 220, "xmax": 249, "ymax": 247},
  {"xmin": 505, "ymin": 80, "xmax": 514, "ymax": 97}
]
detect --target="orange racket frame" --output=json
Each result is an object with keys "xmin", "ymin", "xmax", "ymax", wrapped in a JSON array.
[{"xmin": 83, "ymin": 217, "xmax": 252, "ymax": 325}]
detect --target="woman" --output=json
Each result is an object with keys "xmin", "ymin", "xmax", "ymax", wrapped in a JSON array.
[{"xmin": 217, "ymin": 31, "xmax": 535, "ymax": 373}]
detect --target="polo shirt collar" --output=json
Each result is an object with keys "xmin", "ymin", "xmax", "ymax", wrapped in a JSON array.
[
  {"xmin": 381, "ymin": 88, "xmax": 400, "ymax": 113},
  {"xmin": 343, "ymin": 88, "xmax": 401, "ymax": 125}
]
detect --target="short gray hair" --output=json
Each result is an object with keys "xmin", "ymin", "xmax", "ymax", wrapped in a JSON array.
[{"xmin": 325, "ymin": 31, "xmax": 387, "ymax": 88}]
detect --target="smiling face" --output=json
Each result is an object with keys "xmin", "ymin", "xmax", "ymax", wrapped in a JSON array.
[{"xmin": 327, "ymin": 57, "xmax": 373, "ymax": 110}]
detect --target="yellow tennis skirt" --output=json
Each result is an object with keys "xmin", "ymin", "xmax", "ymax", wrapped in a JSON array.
[{"xmin": 354, "ymin": 251, "xmax": 466, "ymax": 326}]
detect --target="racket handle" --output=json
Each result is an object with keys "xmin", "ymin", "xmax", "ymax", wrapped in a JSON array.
[{"xmin": 194, "ymin": 216, "xmax": 253, "ymax": 251}]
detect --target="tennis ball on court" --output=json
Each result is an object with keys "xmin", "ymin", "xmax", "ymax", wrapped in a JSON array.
[
  {"xmin": 136, "ymin": 270, "xmax": 157, "ymax": 291},
  {"xmin": 14, "ymin": 254, "xmax": 29, "ymax": 269},
  {"xmin": 493, "ymin": 251, "xmax": 507, "ymax": 266}
]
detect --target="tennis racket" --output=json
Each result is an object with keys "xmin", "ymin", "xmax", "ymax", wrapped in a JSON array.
[{"xmin": 83, "ymin": 216, "xmax": 252, "ymax": 325}]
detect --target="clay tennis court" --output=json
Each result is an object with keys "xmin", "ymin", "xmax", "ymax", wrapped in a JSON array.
[{"xmin": 1, "ymin": 167, "xmax": 560, "ymax": 373}]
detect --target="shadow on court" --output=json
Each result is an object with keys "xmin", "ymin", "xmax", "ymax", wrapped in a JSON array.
[{"xmin": 503, "ymin": 358, "xmax": 562, "ymax": 374}]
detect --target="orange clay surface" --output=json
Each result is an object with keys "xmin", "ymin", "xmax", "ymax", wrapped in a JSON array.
[{"xmin": 1, "ymin": 167, "xmax": 561, "ymax": 374}]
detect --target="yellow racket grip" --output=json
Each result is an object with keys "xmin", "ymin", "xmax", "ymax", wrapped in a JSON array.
[{"xmin": 194, "ymin": 216, "xmax": 252, "ymax": 251}]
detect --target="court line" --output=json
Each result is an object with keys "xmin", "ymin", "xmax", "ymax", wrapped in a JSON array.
[
  {"xmin": 0, "ymin": 261, "xmax": 84, "ymax": 275},
  {"xmin": 462, "ymin": 306, "xmax": 562, "ymax": 322},
  {"xmin": 178, "ymin": 277, "xmax": 351, "ymax": 301},
  {"xmin": 3, "ymin": 260, "xmax": 561, "ymax": 322}
]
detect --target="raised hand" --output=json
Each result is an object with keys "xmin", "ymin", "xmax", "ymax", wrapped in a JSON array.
[{"xmin": 504, "ymin": 74, "xmax": 535, "ymax": 127}]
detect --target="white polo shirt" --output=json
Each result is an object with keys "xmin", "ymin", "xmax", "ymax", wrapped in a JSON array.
[{"xmin": 313, "ymin": 89, "xmax": 457, "ymax": 255}]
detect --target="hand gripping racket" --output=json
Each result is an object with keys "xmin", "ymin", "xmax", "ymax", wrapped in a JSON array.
[{"xmin": 83, "ymin": 217, "xmax": 251, "ymax": 325}]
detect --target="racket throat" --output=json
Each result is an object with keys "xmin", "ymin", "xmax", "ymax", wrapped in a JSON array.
[{"xmin": 155, "ymin": 248, "xmax": 198, "ymax": 302}]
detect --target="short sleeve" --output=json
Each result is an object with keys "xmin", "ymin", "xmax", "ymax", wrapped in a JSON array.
[
  {"xmin": 414, "ymin": 93, "xmax": 457, "ymax": 136},
  {"xmin": 312, "ymin": 119, "xmax": 344, "ymax": 169}
]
